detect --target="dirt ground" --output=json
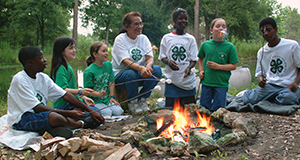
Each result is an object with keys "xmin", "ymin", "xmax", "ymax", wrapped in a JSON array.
[{"xmin": 1, "ymin": 110, "xmax": 300, "ymax": 160}]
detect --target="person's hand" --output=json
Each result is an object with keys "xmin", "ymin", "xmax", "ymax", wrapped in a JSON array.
[
  {"xmin": 169, "ymin": 60, "xmax": 179, "ymax": 70},
  {"xmin": 110, "ymin": 98, "xmax": 120, "ymax": 106},
  {"xmin": 81, "ymin": 88, "xmax": 94, "ymax": 96},
  {"xmin": 98, "ymin": 90, "xmax": 106, "ymax": 97},
  {"xmin": 62, "ymin": 109, "xmax": 85, "ymax": 120},
  {"xmin": 184, "ymin": 68, "xmax": 190, "ymax": 78},
  {"xmin": 146, "ymin": 64, "xmax": 154, "ymax": 73},
  {"xmin": 258, "ymin": 75, "xmax": 267, "ymax": 88},
  {"xmin": 288, "ymin": 82, "xmax": 298, "ymax": 92},
  {"xmin": 90, "ymin": 111, "xmax": 105, "ymax": 124},
  {"xmin": 199, "ymin": 70, "xmax": 204, "ymax": 80},
  {"xmin": 140, "ymin": 66, "xmax": 152, "ymax": 78},
  {"xmin": 83, "ymin": 97, "xmax": 95, "ymax": 106},
  {"xmin": 206, "ymin": 61, "xmax": 220, "ymax": 70}
]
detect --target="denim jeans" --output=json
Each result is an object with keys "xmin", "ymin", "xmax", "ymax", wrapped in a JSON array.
[
  {"xmin": 243, "ymin": 83, "xmax": 300, "ymax": 105},
  {"xmin": 115, "ymin": 65, "xmax": 162, "ymax": 100},
  {"xmin": 95, "ymin": 102, "xmax": 124, "ymax": 117},
  {"xmin": 13, "ymin": 103, "xmax": 102, "ymax": 131},
  {"xmin": 200, "ymin": 85, "xmax": 228, "ymax": 111}
]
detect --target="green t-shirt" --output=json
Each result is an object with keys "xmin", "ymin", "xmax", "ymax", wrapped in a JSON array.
[
  {"xmin": 198, "ymin": 39, "xmax": 239, "ymax": 87},
  {"xmin": 83, "ymin": 61, "xmax": 114, "ymax": 105},
  {"xmin": 52, "ymin": 64, "xmax": 79, "ymax": 107}
]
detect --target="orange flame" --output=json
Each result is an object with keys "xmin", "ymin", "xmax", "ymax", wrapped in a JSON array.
[{"xmin": 156, "ymin": 98, "xmax": 215, "ymax": 141}]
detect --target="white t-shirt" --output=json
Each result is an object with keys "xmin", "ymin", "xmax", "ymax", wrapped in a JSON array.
[
  {"xmin": 255, "ymin": 38, "xmax": 300, "ymax": 87},
  {"xmin": 111, "ymin": 33, "xmax": 154, "ymax": 76},
  {"xmin": 7, "ymin": 70, "xmax": 66, "ymax": 126},
  {"xmin": 158, "ymin": 32, "xmax": 198, "ymax": 90}
]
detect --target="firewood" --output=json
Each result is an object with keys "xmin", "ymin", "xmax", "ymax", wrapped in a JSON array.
[
  {"xmin": 68, "ymin": 137, "xmax": 82, "ymax": 152},
  {"xmin": 96, "ymin": 132, "xmax": 127, "ymax": 143},
  {"xmin": 44, "ymin": 143, "xmax": 58, "ymax": 160},
  {"xmin": 42, "ymin": 131, "xmax": 53, "ymax": 140},
  {"xmin": 66, "ymin": 152, "xmax": 83, "ymax": 160},
  {"xmin": 81, "ymin": 136, "xmax": 114, "ymax": 150},
  {"xmin": 40, "ymin": 137, "xmax": 65, "ymax": 150},
  {"xmin": 87, "ymin": 145, "xmax": 113, "ymax": 152},
  {"xmin": 92, "ymin": 147, "xmax": 120, "ymax": 160},
  {"xmin": 104, "ymin": 143, "xmax": 132, "ymax": 160},
  {"xmin": 57, "ymin": 140, "xmax": 71, "ymax": 157},
  {"xmin": 123, "ymin": 148, "xmax": 141, "ymax": 160}
]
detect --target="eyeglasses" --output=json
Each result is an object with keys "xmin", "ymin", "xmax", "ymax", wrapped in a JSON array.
[{"xmin": 133, "ymin": 22, "xmax": 143, "ymax": 27}]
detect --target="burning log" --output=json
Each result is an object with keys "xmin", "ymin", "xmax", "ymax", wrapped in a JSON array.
[{"xmin": 154, "ymin": 119, "xmax": 174, "ymax": 137}]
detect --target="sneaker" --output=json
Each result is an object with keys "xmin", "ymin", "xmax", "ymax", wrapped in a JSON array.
[
  {"xmin": 128, "ymin": 99, "xmax": 143, "ymax": 114},
  {"xmin": 80, "ymin": 116, "xmax": 102, "ymax": 129},
  {"xmin": 139, "ymin": 98, "xmax": 150, "ymax": 112},
  {"xmin": 41, "ymin": 126, "xmax": 73, "ymax": 139}
]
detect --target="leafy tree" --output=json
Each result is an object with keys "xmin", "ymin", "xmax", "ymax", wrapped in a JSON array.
[
  {"xmin": 81, "ymin": 0, "xmax": 123, "ymax": 45},
  {"xmin": 4, "ymin": 0, "xmax": 72, "ymax": 48},
  {"xmin": 283, "ymin": 7, "xmax": 300, "ymax": 43}
]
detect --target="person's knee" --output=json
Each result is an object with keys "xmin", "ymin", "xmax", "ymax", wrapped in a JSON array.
[
  {"xmin": 152, "ymin": 65, "xmax": 162, "ymax": 77},
  {"xmin": 113, "ymin": 107, "xmax": 124, "ymax": 116},
  {"xmin": 100, "ymin": 109, "xmax": 112, "ymax": 117},
  {"xmin": 48, "ymin": 112, "xmax": 67, "ymax": 127}
]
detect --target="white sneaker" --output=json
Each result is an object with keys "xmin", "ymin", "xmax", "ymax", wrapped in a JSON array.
[
  {"xmin": 139, "ymin": 98, "xmax": 150, "ymax": 112},
  {"xmin": 128, "ymin": 99, "xmax": 143, "ymax": 114}
]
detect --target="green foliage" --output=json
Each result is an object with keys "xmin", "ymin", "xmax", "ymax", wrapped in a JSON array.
[
  {"xmin": 240, "ymin": 154, "xmax": 249, "ymax": 160},
  {"xmin": 193, "ymin": 149, "xmax": 207, "ymax": 157},
  {"xmin": 232, "ymin": 39, "xmax": 262, "ymax": 59},
  {"xmin": 139, "ymin": 150, "xmax": 147, "ymax": 157},
  {"xmin": 211, "ymin": 149, "xmax": 227, "ymax": 160},
  {"xmin": 25, "ymin": 150, "xmax": 31, "ymax": 159},
  {"xmin": 0, "ymin": 41, "xmax": 19, "ymax": 64}
]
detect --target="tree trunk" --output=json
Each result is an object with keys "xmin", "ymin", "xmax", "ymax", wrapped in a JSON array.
[
  {"xmin": 105, "ymin": 21, "xmax": 110, "ymax": 45},
  {"xmin": 73, "ymin": 0, "xmax": 78, "ymax": 47},
  {"xmin": 41, "ymin": 18, "xmax": 44, "ymax": 49},
  {"xmin": 194, "ymin": 0, "xmax": 199, "ymax": 45}
]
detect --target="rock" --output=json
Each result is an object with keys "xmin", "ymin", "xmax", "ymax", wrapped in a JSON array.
[
  {"xmin": 141, "ymin": 131, "xmax": 155, "ymax": 141},
  {"xmin": 232, "ymin": 116, "xmax": 258, "ymax": 138},
  {"xmin": 216, "ymin": 131, "xmax": 247, "ymax": 146},
  {"xmin": 120, "ymin": 130, "xmax": 143, "ymax": 147}
]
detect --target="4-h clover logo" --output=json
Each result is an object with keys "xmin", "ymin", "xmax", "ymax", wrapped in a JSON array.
[
  {"xmin": 171, "ymin": 46, "xmax": 186, "ymax": 62},
  {"xmin": 131, "ymin": 49, "xmax": 142, "ymax": 60},
  {"xmin": 270, "ymin": 58, "xmax": 284, "ymax": 74},
  {"xmin": 36, "ymin": 93, "xmax": 45, "ymax": 105}
]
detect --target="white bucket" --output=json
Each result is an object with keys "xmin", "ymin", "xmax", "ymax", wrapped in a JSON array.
[{"xmin": 228, "ymin": 66, "xmax": 251, "ymax": 90}]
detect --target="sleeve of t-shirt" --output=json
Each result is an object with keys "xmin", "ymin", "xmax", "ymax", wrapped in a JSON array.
[
  {"xmin": 228, "ymin": 44, "xmax": 239, "ymax": 64},
  {"xmin": 46, "ymin": 74, "xmax": 66, "ymax": 102},
  {"xmin": 112, "ymin": 36, "xmax": 130, "ymax": 66},
  {"xmin": 198, "ymin": 43, "xmax": 206, "ymax": 59},
  {"xmin": 292, "ymin": 41, "xmax": 300, "ymax": 68},
  {"xmin": 55, "ymin": 66, "xmax": 69, "ymax": 89},
  {"xmin": 143, "ymin": 35, "xmax": 154, "ymax": 57},
  {"xmin": 158, "ymin": 36, "xmax": 167, "ymax": 60},
  {"xmin": 10, "ymin": 77, "xmax": 41, "ymax": 112},
  {"xmin": 83, "ymin": 68, "xmax": 94, "ymax": 89},
  {"xmin": 108, "ymin": 62, "xmax": 115, "ymax": 83},
  {"xmin": 255, "ymin": 48, "xmax": 263, "ymax": 77},
  {"xmin": 188, "ymin": 37, "xmax": 199, "ymax": 61}
]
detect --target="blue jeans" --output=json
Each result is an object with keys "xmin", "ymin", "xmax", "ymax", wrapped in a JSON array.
[
  {"xmin": 243, "ymin": 83, "xmax": 300, "ymax": 105},
  {"xmin": 115, "ymin": 65, "xmax": 162, "ymax": 100},
  {"xmin": 200, "ymin": 85, "xmax": 228, "ymax": 111},
  {"xmin": 13, "ymin": 104, "xmax": 102, "ymax": 132},
  {"xmin": 95, "ymin": 102, "xmax": 124, "ymax": 117}
]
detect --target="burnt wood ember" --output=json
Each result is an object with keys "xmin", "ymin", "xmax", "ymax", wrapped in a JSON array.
[{"xmin": 154, "ymin": 119, "xmax": 174, "ymax": 137}]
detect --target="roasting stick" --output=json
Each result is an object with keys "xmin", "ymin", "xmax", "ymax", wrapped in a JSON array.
[{"xmin": 86, "ymin": 85, "xmax": 163, "ymax": 114}]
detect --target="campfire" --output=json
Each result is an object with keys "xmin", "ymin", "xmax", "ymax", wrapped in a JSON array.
[{"xmin": 156, "ymin": 98, "xmax": 215, "ymax": 142}]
